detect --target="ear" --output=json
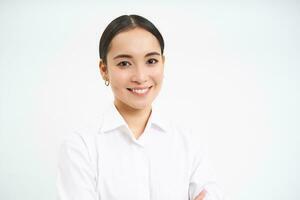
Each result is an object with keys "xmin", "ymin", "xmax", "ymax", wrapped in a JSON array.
[
  {"xmin": 162, "ymin": 55, "xmax": 165, "ymax": 65},
  {"xmin": 99, "ymin": 59, "xmax": 109, "ymax": 80}
]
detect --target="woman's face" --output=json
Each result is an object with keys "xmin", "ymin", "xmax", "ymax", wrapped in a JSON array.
[{"xmin": 100, "ymin": 27, "xmax": 165, "ymax": 111}]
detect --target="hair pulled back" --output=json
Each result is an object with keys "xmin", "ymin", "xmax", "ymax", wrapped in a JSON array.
[{"xmin": 99, "ymin": 14, "xmax": 164, "ymax": 64}]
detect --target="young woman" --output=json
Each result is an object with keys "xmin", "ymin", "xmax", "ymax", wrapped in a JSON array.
[{"xmin": 57, "ymin": 14, "xmax": 223, "ymax": 200}]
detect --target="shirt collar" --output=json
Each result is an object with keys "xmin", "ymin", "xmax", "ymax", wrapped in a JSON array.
[
  {"xmin": 148, "ymin": 104, "xmax": 170, "ymax": 133},
  {"xmin": 100, "ymin": 102, "xmax": 127, "ymax": 133},
  {"xmin": 99, "ymin": 102, "xmax": 170, "ymax": 134}
]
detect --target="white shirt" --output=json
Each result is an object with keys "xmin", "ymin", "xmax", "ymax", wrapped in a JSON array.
[{"xmin": 57, "ymin": 102, "xmax": 223, "ymax": 200}]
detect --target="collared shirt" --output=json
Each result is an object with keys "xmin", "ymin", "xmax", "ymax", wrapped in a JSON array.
[{"xmin": 57, "ymin": 102, "xmax": 223, "ymax": 200}]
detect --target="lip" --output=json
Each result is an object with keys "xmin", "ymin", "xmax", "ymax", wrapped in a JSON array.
[
  {"xmin": 128, "ymin": 86, "xmax": 151, "ymax": 90},
  {"xmin": 127, "ymin": 86, "xmax": 152, "ymax": 96}
]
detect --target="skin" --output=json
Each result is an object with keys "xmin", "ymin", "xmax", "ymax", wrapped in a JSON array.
[
  {"xmin": 194, "ymin": 190, "xmax": 207, "ymax": 200},
  {"xmin": 99, "ymin": 27, "xmax": 164, "ymax": 139},
  {"xmin": 99, "ymin": 27, "xmax": 206, "ymax": 200}
]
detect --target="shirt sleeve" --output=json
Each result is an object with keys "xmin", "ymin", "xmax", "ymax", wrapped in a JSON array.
[
  {"xmin": 56, "ymin": 133, "xmax": 98, "ymax": 200},
  {"xmin": 188, "ymin": 141, "xmax": 224, "ymax": 200}
]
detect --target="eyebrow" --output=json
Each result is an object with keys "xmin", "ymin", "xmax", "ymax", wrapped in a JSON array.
[{"xmin": 113, "ymin": 51, "xmax": 161, "ymax": 60}]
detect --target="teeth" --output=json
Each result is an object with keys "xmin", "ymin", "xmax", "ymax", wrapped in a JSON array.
[{"xmin": 131, "ymin": 88, "xmax": 149, "ymax": 94}]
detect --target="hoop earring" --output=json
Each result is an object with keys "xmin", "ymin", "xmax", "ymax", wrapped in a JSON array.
[{"xmin": 104, "ymin": 80, "xmax": 110, "ymax": 86}]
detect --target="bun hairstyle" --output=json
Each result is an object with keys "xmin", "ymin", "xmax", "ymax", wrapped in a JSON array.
[{"xmin": 99, "ymin": 14, "xmax": 165, "ymax": 64}]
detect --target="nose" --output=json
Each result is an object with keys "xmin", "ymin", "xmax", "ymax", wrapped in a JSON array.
[{"xmin": 131, "ymin": 66, "xmax": 147, "ymax": 84}]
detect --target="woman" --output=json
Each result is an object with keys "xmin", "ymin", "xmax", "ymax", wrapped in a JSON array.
[{"xmin": 57, "ymin": 14, "xmax": 223, "ymax": 200}]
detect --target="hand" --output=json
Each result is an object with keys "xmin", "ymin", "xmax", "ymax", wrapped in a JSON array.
[{"xmin": 194, "ymin": 189, "xmax": 207, "ymax": 200}]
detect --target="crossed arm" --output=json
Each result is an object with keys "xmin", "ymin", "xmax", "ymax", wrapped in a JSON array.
[
  {"xmin": 57, "ymin": 134, "xmax": 222, "ymax": 200},
  {"xmin": 194, "ymin": 190, "xmax": 207, "ymax": 200}
]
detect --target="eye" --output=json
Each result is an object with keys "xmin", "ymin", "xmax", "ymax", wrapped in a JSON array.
[
  {"xmin": 117, "ymin": 61, "xmax": 131, "ymax": 68},
  {"xmin": 147, "ymin": 58, "xmax": 158, "ymax": 65}
]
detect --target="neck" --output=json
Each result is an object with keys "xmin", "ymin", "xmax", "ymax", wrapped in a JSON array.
[{"xmin": 114, "ymin": 100, "xmax": 152, "ymax": 139}]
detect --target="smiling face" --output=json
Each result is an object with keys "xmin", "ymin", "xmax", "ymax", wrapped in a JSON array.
[{"xmin": 99, "ymin": 27, "xmax": 165, "ymax": 112}]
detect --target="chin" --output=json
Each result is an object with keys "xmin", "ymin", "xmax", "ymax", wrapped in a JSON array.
[
  {"xmin": 114, "ymin": 94, "xmax": 155, "ymax": 111},
  {"xmin": 128, "ymin": 102, "xmax": 151, "ymax": 110}
]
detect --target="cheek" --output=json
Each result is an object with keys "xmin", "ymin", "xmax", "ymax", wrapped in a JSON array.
[
  {"xmin": 109, "ymin": 70, "xmax": 128, "ymax": 87},
  {"xmin": 152, "ymin": 67, "xmax": 164, "ymax": 84}
]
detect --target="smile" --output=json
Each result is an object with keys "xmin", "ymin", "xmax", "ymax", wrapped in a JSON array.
[{"xmin": 127, "ymin": 86, "xmax": 152, "ymax": 96}]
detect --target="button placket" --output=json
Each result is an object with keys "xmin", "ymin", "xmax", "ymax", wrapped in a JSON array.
[{"xmin": 133, "ymin": 144, "xmax": 152, "ymax": 200}]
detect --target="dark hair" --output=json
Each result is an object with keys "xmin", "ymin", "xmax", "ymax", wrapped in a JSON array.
[{"xmin": 99, "ymin": 14, "xmax": 164, "ymax": 64}]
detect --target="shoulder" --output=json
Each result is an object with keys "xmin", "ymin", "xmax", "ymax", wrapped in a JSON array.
[
  {"xmin": 154, "ymin": 103, "xmax": 205, "ymax": 144},
  {"xmin": 167, "ymin": 117, "xmax": 208, "ymax": 157},
  {"xmin": 59, "ymin": 114, "xmax": 104, "ymax": 162},
  {"xmin": 65, "ymin": 115, "xmax": 103, "ymax": 143}
]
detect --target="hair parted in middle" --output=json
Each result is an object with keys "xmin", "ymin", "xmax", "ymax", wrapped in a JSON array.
[{"xmin": 99, "ymin": 14, "xmax": 165, "ymax": 64}]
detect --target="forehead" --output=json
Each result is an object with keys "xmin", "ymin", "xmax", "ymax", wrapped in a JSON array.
[{"xmin": 108, "ymin": 27, "xmax": 161, "ymax": 57}]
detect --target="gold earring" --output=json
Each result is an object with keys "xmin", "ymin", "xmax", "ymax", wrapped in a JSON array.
[{"xmin": 104, "ymin": 79, "xmax": 110, "ymax": 86}]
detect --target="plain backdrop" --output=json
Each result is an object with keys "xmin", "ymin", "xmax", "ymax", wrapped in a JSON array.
[{"xmin": 0, "ymin": 0, "xmax": 299, "ymax": 200}]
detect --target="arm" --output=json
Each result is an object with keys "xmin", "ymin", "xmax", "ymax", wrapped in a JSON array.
[
  {"xmin": 56, "ymin": 133, "xmax": 98, "ymax": 200},
  {"xmin": 189, "ymin": 145, "xmax": 223, "ymax": 200},
  {"xmin": 194, "ymin": 190, "xmax": 207, "ymax": 200}
]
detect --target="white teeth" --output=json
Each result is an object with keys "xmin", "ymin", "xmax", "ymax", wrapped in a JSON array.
[{"xmin": 131, "ymin": 88, "xmax": 149, "ymax": 94}]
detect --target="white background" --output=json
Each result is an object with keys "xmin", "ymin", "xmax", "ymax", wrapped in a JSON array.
[{"xmin": 0, "ymin": 0, "xmax": 299, "ymax": 199}]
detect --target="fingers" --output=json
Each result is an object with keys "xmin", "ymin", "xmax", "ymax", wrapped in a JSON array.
[{"xmin": 194, "ymin": 189, "xmax": 207, "ymax": 200}]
